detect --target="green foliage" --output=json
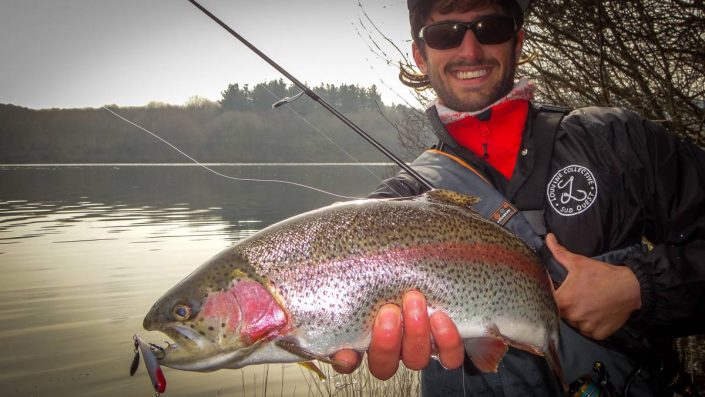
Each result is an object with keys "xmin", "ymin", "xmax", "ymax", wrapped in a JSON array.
[
  {"xmin": 0, "ymin": 81, "xmax": 415, "ymax": 164},
  {"xmin": 219, "ymin": 79, "xmax": 384, "ymax": 115}
]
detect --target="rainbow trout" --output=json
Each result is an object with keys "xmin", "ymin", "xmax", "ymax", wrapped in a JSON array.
[{"xmin": 142, "ymin": 189, "xmax": 561, "ymax": 380}]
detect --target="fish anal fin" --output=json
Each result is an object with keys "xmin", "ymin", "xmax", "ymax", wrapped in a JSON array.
[
  {"xmin": 298, "ymin": 361, "xmax": 327, "ymax": 381},
  {"xmin": 484, "ymin": 323, "xmax": 543, "ymax": 358},
  {"xmin": 504, "ymin": 339, "xmax": 543, "ymax": 356},
  {"xmin": 463, "ymin": 337, "xmax": 509, "ymax": 373}
]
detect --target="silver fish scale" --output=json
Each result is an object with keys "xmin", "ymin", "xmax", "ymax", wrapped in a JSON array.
[{"xmin": 234, "ymin": 197, "xmax": 558, "ymax": 354}]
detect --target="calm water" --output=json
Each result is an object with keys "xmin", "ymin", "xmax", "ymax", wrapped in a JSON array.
[{"xmin": 0, "ymin": 164, "xmax": 395, "ymax": 397}]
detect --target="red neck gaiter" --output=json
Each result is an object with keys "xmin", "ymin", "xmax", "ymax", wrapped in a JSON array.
[{"xmin": 444, "ymin": 99, "xmax": 529, "ymax": 180}]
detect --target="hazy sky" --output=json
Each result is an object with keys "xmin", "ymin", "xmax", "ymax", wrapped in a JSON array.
[{"xmin": 0, "ymin": 0, "xmax": 416, "ymax": 109}]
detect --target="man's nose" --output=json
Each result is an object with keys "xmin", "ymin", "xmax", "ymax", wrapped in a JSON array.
[{"xmin": 456, "ymin": 30, "xmax": 484, "ymax": 59}]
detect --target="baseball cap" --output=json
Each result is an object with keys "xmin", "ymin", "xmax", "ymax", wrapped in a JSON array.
[{"xmin": 407, "ymin": 0, "xmax": 531, "ymax": 12}]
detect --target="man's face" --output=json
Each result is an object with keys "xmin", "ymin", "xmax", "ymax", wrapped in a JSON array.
[{"xmin": 413, "ymin": 5, "xmax": 524, "ymax": 112}]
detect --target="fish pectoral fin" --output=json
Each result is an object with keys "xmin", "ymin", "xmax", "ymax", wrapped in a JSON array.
[
  {"xmin": 274, "ymin": 336, "xmax": 334, "ymax": 364},
  {"xmin": 463, "ymin": 337, "xmax": 509, "ymax": 373},
  {"xmin": 298, "ymin": 361, "xmax": 327, "ymax": 380}
]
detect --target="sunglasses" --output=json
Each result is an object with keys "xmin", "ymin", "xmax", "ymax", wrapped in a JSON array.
[{"xmin": 419, "ymin": 15, "xmax": 517, "ymax": 50}]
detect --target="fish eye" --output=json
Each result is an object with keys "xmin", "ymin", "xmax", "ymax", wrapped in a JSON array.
[{"xmin": 172, "ymin": 304, "xmax": 192, "ymax": 321}]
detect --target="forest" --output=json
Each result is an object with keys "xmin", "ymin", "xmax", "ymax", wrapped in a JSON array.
[{"xmin": 0, "ymin": 80, "xmax": 422, "ymax": 164}]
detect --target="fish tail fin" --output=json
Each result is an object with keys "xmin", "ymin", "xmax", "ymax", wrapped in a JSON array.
[{"xmin": 545, "ymin": 340, "xmax": 567, "ymax": 393}]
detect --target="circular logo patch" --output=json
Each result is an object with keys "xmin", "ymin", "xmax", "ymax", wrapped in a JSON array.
[{"xmin": 546, "ymin": 165, "xmax": 598, "ymax": 217}]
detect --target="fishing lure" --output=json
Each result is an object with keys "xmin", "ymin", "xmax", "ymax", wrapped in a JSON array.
[{"xmin": 131, "ymin": 334, "xmax": 167, "ymax": 396}]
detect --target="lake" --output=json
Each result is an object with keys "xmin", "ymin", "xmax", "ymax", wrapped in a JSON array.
[{"xmin": 0, "ymin": 164, "xmax": 415, "ymax": 397}]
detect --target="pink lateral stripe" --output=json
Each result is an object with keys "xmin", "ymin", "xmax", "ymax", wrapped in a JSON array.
[{"xmin": 298, "ymin": 241, "xmax": 547, "ymax": 281}]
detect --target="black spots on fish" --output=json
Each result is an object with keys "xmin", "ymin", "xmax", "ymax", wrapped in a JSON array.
[
  {"xmin": 208, "ymin": 326, "xmax": 214, "ymax": 331},
  {"xmin": 190, "ymin": 324, "xmax": 195, "ymax": 329},
  {"xmin": 221, "ymin": 323, "xmax": 226, "ymax": 328},
  {"xmin": 199, "ymin": 330, "xmax": 206, "ymax": 336}
]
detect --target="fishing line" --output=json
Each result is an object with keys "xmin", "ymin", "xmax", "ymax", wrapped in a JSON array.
[
  {"xmin": 355, "ymin": 1, "xmax": 434, "ymax": 109},
  {"xmin": 261, "ymin": 86, "xmax": 405, "ymax": 197},
  {"xmin": 186, "ymin": 0, "xmax": 435, "ymax": 191},
  {"xmin": 102, "ymin": 106, "xmax": 362, "ymax": 200}
]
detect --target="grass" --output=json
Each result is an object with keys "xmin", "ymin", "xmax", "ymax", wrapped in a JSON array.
[{"xmin": 215, "ymin": 361, "xmax": 420, "ymax": 397}]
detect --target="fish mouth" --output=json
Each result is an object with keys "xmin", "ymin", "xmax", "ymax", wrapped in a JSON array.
[
  {"xmin": 162, "ymin": 324, "xmax": 211, "ymax": 350},
  {"xmin": 146, "ymin": 324, "xmax": 253, "ymax": 372},
  {"xmin": 144, "ymin": 325, "xmax": 220, "ymax": 371}
]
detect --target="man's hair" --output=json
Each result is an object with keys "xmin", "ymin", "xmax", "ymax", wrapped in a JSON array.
[{"xmin": 400, "ymin": 0, "xmax": 525, "ymax": 90}]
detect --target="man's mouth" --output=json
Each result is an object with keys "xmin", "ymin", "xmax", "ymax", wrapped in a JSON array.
[{"xmin": 455, "ymin": 68, "xmax": 490, "ymax": 80}]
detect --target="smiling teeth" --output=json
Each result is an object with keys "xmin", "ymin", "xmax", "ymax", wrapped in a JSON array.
[{"xmin": 457, "ymin": 69, "xmax": 488, "ymax": 79}]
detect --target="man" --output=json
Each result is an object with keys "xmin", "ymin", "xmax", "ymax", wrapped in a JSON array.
[{"xmin": 333, "ymin": 0, "xmax": 705, "ymax": 395}]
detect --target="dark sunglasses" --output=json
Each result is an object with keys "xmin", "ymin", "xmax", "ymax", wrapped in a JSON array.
[{"xmin": 419, "ymin": 15, "xmax": 517, "ymax": 50}]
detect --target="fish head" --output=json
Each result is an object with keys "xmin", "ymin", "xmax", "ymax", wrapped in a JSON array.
[{"xmin": 142, "ymin": 248, "xmax": 289, "ymax": 371}]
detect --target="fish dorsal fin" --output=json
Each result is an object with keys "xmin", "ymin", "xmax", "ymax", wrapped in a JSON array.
[{"xmin": 426, "ymin": 189, "xmax": 481, "ymax": 208}]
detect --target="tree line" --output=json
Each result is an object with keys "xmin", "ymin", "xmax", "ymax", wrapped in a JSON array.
[
  {"xmin": 219, "ymin": 79, "xmax": 384, "ymax": 114},
  {"xmin": 0, "ymin": 81, "xmax": 423, "ymax": 164}
]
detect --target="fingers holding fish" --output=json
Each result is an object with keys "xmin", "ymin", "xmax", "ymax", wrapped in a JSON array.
[
  {"xmin": 401, "ymin": 290, "xmax": 432, "ymax": 370},
  {"xmin": 367, "ymin": 290, "xmax": 462, "ymax": 380},
  {"xmin": 330, "ymin": 349, "xmax": 362, "ymax": 374},
  {"xmin": 367, "ymin": 304, "xmax": 403, "ymax": 380},
  {"xmin": 399, "ymin": 290, "xmax": 464, "ymax": 372},
  {"xmin": 429, "ymin": 311, "xmax": 464, "ymax": 370}
]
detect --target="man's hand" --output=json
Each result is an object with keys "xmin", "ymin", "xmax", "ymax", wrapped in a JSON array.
[
  {"xmin": 546, "ymin": 233, "xmax": 642, "ymax": 340},
  {"xmin": 331, "ymin": 290, "xmax": 465, "ymax": 379}
]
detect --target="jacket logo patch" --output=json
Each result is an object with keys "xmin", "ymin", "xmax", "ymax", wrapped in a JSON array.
[
  {"xmin": 546, "ymin": 165, "xmax": 598, "ymax": 217},
  {"xmin": 490, "ymin": 201, "xmax": 517, "ymax": 226}
]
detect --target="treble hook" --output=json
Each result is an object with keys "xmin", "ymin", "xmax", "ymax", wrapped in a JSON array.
[
  {"xmin": 131, "ymin": 334, "xmax": 167, "ymax": 396},
  {"xmin": 271, "ymin": 90, "xmax": 305, "ymax": 109},
  {"xmin": 149, "ymin": 342, "xmax": 167, "ymax": 360}
]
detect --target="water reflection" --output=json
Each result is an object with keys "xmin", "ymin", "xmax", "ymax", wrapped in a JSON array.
[{"xmin": 0, "ymin": 164, "xmax": 389, "ymax": 397}]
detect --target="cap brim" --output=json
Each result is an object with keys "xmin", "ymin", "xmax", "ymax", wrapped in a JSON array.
[
  {"xmin": 516, "ymin": 0, "xmax": 530, "ymax": 11},
  {"xmin": 408, "ymin": 0, "xmax": 530, "ymax": 11}
]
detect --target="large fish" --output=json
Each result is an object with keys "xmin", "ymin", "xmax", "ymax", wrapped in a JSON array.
[{"xmin": 142, "ymin": 189, "xmax": 562, "ymax": 381}]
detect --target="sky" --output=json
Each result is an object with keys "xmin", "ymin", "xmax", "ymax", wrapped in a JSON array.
[{"xmin": 0, "ymin": 0, "xmax": 418, "ymax": 109}]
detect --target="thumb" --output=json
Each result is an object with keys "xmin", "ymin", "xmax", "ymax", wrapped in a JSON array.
[{"xmin": 546, "ymin": 233, "xmax": 575, "ymax": 271}]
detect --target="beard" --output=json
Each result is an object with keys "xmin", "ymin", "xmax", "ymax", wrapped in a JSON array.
[{"xmin": 428, "ymin": 50, "xmax": 518, "ymax": 112}]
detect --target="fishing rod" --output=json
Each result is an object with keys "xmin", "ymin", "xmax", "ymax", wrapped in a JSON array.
[{"xmin": 186, "ymin": 0, "xmax": 435, "ymax": 191}]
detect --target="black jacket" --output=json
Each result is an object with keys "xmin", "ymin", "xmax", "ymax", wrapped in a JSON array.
[{"xmin": 371, "ymin": 104, "xmax": 705, "ymax": 389}]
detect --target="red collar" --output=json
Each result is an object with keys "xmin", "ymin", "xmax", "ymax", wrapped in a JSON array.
[{"xmin": 443, "ymin": 99, "xmax": 529, "ymax": 180}]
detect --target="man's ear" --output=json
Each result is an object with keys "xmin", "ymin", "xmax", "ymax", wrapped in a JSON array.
[
  {"xmin": 514, "ymin": 29, "xmax": 525, "ymax": 65},
  {"xmin": 412, "ymin": 42, "xmax": 428, "ymax": 74}
]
